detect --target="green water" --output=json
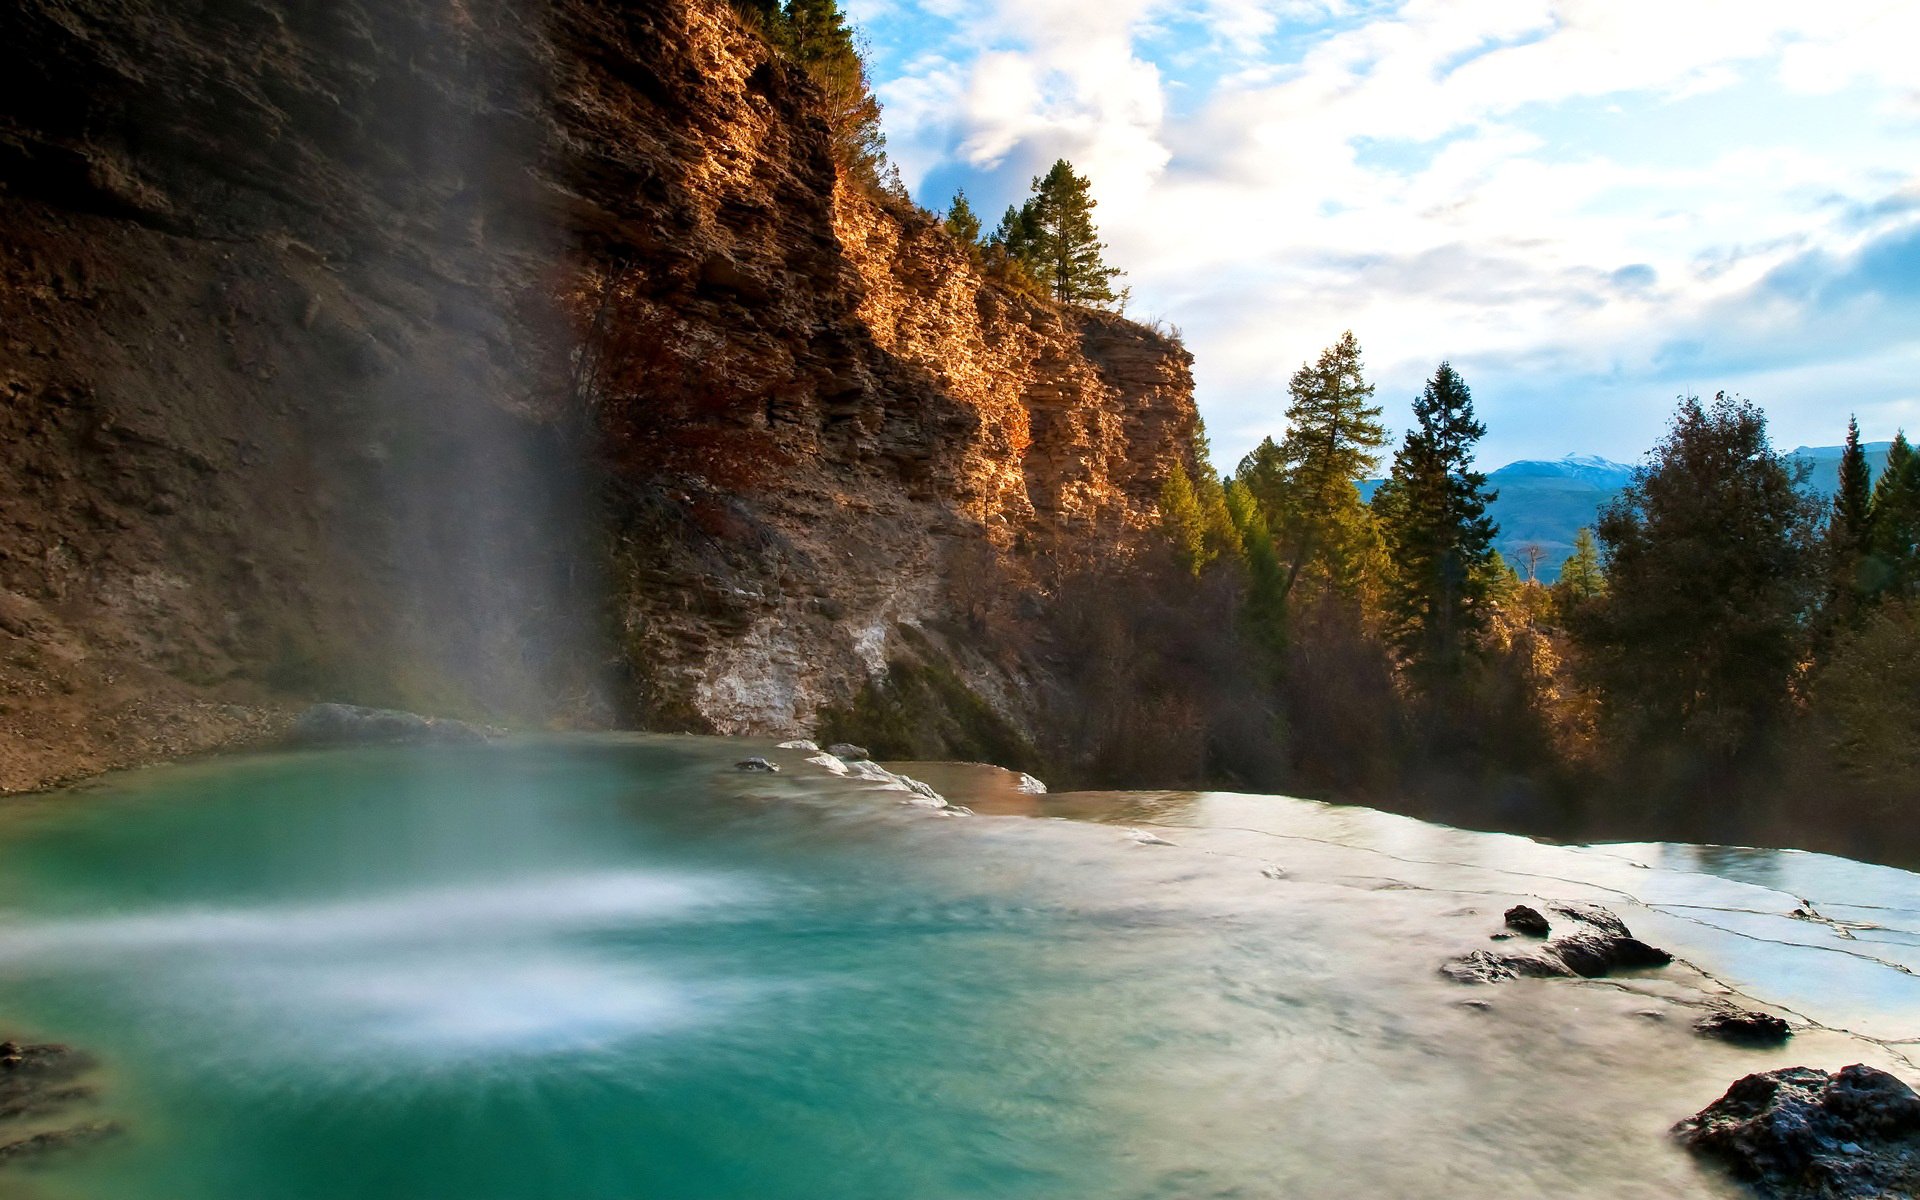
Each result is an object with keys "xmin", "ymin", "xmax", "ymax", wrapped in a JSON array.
[{"xmin": 0, "ymin": 737, "xmax": 1913, "ymax": 1199}]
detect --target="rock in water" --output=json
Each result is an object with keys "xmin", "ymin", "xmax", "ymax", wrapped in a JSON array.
[
  {"xmin": 1440, "ymin": 949, "xmax": 1575, "ymax": 984},
  {"xmin": 1675, "ymin": 1064, "xmax": 1920, "ymax": 1198},
  {"xmin": 1547, "ymin": 927, "xmax": 1673, "ymax": 978},
  {"xmin": 0, "ymin": 1038, "xmax": 116, "ymax": 1168},
  {"xmin": 288, "ymin": 703, "xmax": 497, "ymax": 748},
  {"xmin": 1694, "ymin": 1006, "xmax": 1794, "ymax": 1047},
  {"xmin": 826, "ymin": 743, "xmax": 871, "ymax": 762},
  {"xmin": 735, "ymin": 757, "xmax": 779, "ymax": 773},
  {"xmin": 1504, "ymin": 905, "xmax": 1551, "ymax": 936},
  {"xmin": 1442, "ymin": 902, "xmax": 1671, "ymax": 983},
  {"xmin": 777, "ymin": 740, "xmax": 820, "ymax": 752}
]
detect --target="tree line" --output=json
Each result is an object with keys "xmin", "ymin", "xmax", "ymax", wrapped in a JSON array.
[{"xmin": 1149, "ymin": 334, "xmax": 1920, "ymax": 861}]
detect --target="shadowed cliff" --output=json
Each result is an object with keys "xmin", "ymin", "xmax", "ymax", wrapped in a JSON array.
[{"xmin": 0, "ymin": 0, "xmax": 1194, "ymax": 789}]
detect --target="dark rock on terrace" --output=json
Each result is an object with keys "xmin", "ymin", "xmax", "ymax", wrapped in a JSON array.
[
  {"xmin": 1694, "ymin": 1006, "xmax": 1794, "ymax": 1047},
  {"xmin": 1443, "ymin": 902, "xmax": 1672, "ymax": 984},
  {"xmin": 1504, "ymin": 905, "xmax": 1551, "ymax": 936},
  {"xmin": 1675, "ymin": 1064, "xmax": 1920, "ymax": 1198}
]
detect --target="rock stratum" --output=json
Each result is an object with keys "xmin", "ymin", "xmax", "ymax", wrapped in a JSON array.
[{"xmin": 0, "ymin": 0, "xmax": 1195, "ymax": 790}]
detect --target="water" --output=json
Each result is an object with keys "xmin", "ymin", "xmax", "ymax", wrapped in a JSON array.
[{"xmin": 0, "ymin": 738, "xmax": 1913, "ymax": 1199}]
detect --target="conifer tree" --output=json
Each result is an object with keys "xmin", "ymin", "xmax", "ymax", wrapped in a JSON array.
[
  {"xmin": 1574, "ymin": 393, "xmax": 1823, "ymax": 763},
  {"xmin": 1006, "ymin": 160, "xmax": 1124, "ymax": 307},
  {"xmin": 1553, "ymin": 527, "xmax": 1606, "ymax": 608},
  {"xmin": 1823, "ymin": 415, "xmax": 1875, "ymax": 619},
  {"xmin": 1226, "ymin": 480, "xmax": 1288, "ymax": 650},
  {"xmin": 944, "ymin": 190, "xmax": 982, "ymax": 249},
  {"xmin": 1160, "ymin": 464, "xmax": 1210, "ymax": 576},
  {"xmin": 1268, "ymin": 332, "xmax": 1389, "ymax": 603},
  {"xmin": 1374, "ymin": 362, "xmax": 1499, "ymax": 675},
  {"xmin": 1866, "ymin": 433, "xmax": 1920, "ymax": 599},
  {"xmin": 1833, "ymin": 416, "xmax": 1873, "ymax": 550},
  {"xmin": 781, "ymin": 0, "xmax": 889, "ymax": 188},
  {"xmin": 982, "ymin": 205, "xmax": 1045, "ymax": 294}
]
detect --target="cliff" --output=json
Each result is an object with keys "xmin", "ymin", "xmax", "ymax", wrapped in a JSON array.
[{"xmin": 0, "ymin": 0, "xmax": 1196, "ymax": 791}]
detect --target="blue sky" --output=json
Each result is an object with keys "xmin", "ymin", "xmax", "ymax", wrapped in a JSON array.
[{"xmin": 844, "ymin": 0, "xmax": 1920, "ymax": 469}]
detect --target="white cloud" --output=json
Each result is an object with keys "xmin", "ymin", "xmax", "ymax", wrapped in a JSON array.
[{"xmin": 867, "ymin": 0, "xmax": 1920, "ymax": 462}]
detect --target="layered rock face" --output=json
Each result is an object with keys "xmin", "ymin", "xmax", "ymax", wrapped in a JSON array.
[{"xmin": 0, "ymin": 0, "xmax": 1195, "ymax": 789}]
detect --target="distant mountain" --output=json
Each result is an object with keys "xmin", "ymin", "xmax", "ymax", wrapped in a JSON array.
[
  {"xmin": 1790, "ymin": 442, "xmax": 1894, "ymax": 498},
  {"xmin": 1356, "ymin": 443, "xmax": 1886, "ymax": 583}
]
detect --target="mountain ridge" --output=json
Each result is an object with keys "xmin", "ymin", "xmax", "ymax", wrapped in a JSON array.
[{"xmin": 1360, "ymin": 443, "xmax": 1889, "ymax": 581}]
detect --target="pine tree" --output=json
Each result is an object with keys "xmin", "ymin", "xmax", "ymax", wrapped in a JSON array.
[
  {"xmin": 1016, "ymin": 160, "xmax": 1124, "ymax": 307},
  {"xmin": 983, "ymin": 205, "xmax": 1045, "ymax": 295},
  {"xmin": 1573, "ymin": 393, "xmax": 1824, "ymax": 764},
  {"xmin": 1822, "ymin": 415, "xmax": 1875, "ymax": 620},
  {"xmin": 781, "ymin": 0, "xmax": 889, "ymax": 189},
  {"xmin": 1225, "ymin": 480, "xmax": 1287, "ymax": 651},
  {"xmin": 1375, "ymin": 362, "xmax": 1499, "ymax": 676},
  {"xmin": 1160, "ymin": 463, "xmax": 1210, "ymax": 576},
  {"xmin": 1553, "ymin": 527, "xmax": 1606, "ymax": 608},
  {"xmin": 1269, "ymin": 332, "xmax": 1389, "ymax": 604},
  {"xmin": 1866, "ymin": 433, "xmax": 1920, "ymax": 599},
  {"xmin": 1834, "ymin": 416, "xmax": 1873, "ymax": 549},
  {"xmin": 944, "ymin": 190, "xmax": 982, "ymax": 249}
]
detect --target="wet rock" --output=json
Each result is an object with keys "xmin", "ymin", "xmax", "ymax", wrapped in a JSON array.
[
  {"xmin": 1440, "ymin": 948, "xmax": 1575, "ymax": 984},
  {"xmin": 1504, "ymin": 905, "xmax": 1551, "ymax": 936},
  {"xmin": 777, "ymin": 740, "xmax": 819, "ymax": 752},
  {"xmin": 1675, "ymin": 1064, "xmax": 1920, "ymax": 1198},
  {"xmin": 0, "ymin": 1039, "xmax": 111, "ymax": 1167},
  {"xmin": 1443, "ymin": 903, "xmax": 1671, "ymax": 984},
  {"xmin": 826, "ymin": 743, "xmax": 871, "ymax": 761},
  {"xmin": 1548, "ymin": 903, "xmax": 1630, "ymax": 938},
  {"xmin": 0, "ymin": 1121, "xmax": 122, "ymax": 1165},
  {"xmin": 735, "ymin": 757, "xmax": 779, "ymax": 773},
  {"xmin": 287, "ymin": 703, "xmax": 498, "ymax": 748},
  {"xmin": 841, "ymin": 760, "xmax": 955, "ymax": 810},
  {"xmin": 804, "ymin": 753, "xmax": 849, "ymax": 776},
  {"xmin": 1548, "ymin": 927, "xmax": 1673, "ymax": 978},
  {"xmin": 1127, "ymin": 829, "xmax": 1176, "ymax": 847},
  {"xmin": 1694, "ymin": 1006, "xmax": 1794, "ymax": 1047}
]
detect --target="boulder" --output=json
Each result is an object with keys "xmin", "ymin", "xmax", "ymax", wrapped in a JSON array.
[
  {"xmin": 734, "ymin": 757, "xmax": 779, "ymax": 773},
  {"xmin": 1675, "ymin": 1064, "xmax": 1920, "ymax": 1198},
  {"xmin": 826, "ymin": 743, "xmax": 871, "ymax": 761},
  {"xmin": 1695, "ymin": 1006, "xmax": 1794, "ymax": 1047},
  {"xmin": 1548, "ymin": 927, "xmax": 1673, "ymax": 978},
  {"xmin": 1504, "ymin": 905, "xmax": 1551, "ymax": 936},
  {"xmin": 287, "ymin": 703, "xmax": 498, "ymax": 748}
]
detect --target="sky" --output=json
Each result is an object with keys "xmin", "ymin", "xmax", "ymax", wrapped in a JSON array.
[{"xmin": 843, "ymin": 0, "xmax": 1920, "ymax": 471}]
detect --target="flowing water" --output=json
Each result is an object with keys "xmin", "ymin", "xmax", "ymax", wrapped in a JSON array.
[{"xmin": 0, "ymin": 737, "xmax": 1914, "ymax": 1199}]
